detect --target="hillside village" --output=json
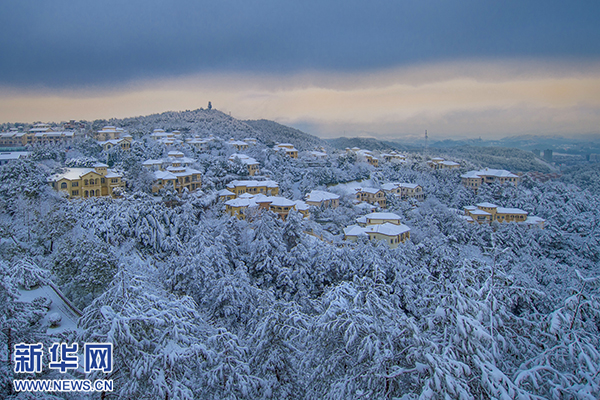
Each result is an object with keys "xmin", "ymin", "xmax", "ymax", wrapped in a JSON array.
[
  {"xmin": 1, "ymin": 111, "xmax": 546, "ymax": 249},
  {"xmin": 0, "ymin": 108, "xmax": 598, "ymax": 399}
]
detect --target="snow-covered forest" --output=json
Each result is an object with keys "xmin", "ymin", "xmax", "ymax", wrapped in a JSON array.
[{"xmin": 1, "ymin": 109, "xmax": 599, "ymax": 399}]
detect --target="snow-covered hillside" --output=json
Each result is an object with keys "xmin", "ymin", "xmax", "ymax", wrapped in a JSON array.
[{"xmin": 0, "ymin": 111, "xmax": 599, "ymax": 399}]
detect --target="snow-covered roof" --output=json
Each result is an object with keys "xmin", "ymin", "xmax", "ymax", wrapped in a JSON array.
[
  {"xmin": 167, "ymin": 156, "xmax": 196, "ymax": 164},
  {"xmin": 93, "ymin": 162, "xmax": 108, "ymax": 168},
  {"xmin": 98, "ymin": 139, "xmax": 128, "ymax": 146},
  {"xmin": 470, "ymin": 209, "xmax": 491, "ymax": 216},
  {"xmin": 345, "ymin": 223, "xmax": 410, "ymax": 237},
  {"xmin": 229, "ymin": 153, "xmax": 259, "ymax": 165},
  {"xmin": 227, "ymin": 180, "xmax": 278, "ymax": 189},
  {"xmin": 294, "ymin": 200, "xmax": 309, "ymax": 211},
  {"xmin": 34, "ymin": 131, "xmax": 74, "ymax": 137},
  {"xmin": 365, "ymin": 222, "xmax": 410, "ymax": 236},
  {"xmin": 0, "ymin": 151, "xmax": 29, "ymax": 161},
  {"xmin": 477, "ymin": 202, "xmax": 498, "ymax": 208},
  {"xmin": 440, "ymin": 161, "xmax": 460, "ymax": 166},
  {"xmin": 143, "ymin": 159, "xmax": 163, "ymax": 166},
  {"xmin": 344, "ymin": 225, "xmax": 369, "ymax": 237},
  {"xmin": 269, "ymin": 197, "xmax": 296, "ymax": 207},
  {"xmin": 497, "ymin": 207, "xmax": 527, "ymax": 215},
  {"xmin": 364, "ymin": 212, "xmax": 402, "ymax": 221},
  {"xmin": 461, "ymin": 168, "xmax": 518, "ymax": 179},
  {"xmin": 381, "ymin": 183, "xmax": 399, "ymax": 191},
  {"xmin": 154, "ymin": 166, "xmax": 199, "ymax": 180},
  {"xmin": 105, "ymin": 171, "xmax": 122, "ymax": 179},
  {"xmin": 461, "ymin": 171, "xmax": 483, "ymax": 179},
  {"xmin": 381, "ymin": 152, "xmax": 405, "ymax": 158},
  {"xmin": 225, "ymin": 198, "xmax": 252, "ymax": 207},
  {"xmin": 400, "ymin": 183, "xmax": 420, "ymax": 189},
  {"xmin": 168, "ymin": 151, "xmax": 184, "ymax": 157},
  {"xmin": 155, "ymin": 170, "xmax": 177, "ymax": 180},
  {"xmin": 228, "ymin": 140, "xmax": 248, "ymax": 146},
  {"xmin": 274, "ymin": 144, "xmax": 298, "ymax": 153},
  {"xmin": 305, "ymin": 190, "xmax": 340, "ymax": 202},
  {"xmin": 49, "ymin": 168, "xmax": 95, "ymax": 181},
  {"xmin": 356, "ymin": 187, "xmax": 382, "ymax": 194},
  {"xmin": 218, "ymin": 189, "xmax": 235, "ymax": 196}
]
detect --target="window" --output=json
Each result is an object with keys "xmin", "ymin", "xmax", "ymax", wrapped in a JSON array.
[
  {"xmin": 61, "ymin": 182, "xmax": 67, "ymax": 189},
  {"xmin": 101, "ymin": 178, "xmax": 105, "ymax": 184},
  {"xmin": 71, "ymin": 190, "xmax": 79, "ymax": 196},
  {"xmin": 72, "ymin": 182, "xmax": 78, "ymax": 187}
]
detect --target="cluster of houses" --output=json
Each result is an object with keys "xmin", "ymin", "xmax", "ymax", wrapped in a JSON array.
[
  {"xmin": 428, "ymin": 157, "xmax": 461, "ymax": 170},
  {"xmin": 273, "ymin": 143, "xmax": 299, "ymax": 158},
  {"xmin": 229, "ymin": 154, "xmax": 260, "ymax": 176},
  {"xmin": 143, "ymin": 151, "xmax": 202, "ymax": 194},
  {"xmin": 219, "ymin": 180, "xmax": 310, "ymax": 220},
  {"xmin": 96, "ymin": 126, "xmax": 133, "ymax": 151},
  {"xmin": 0, "ymin": 123, "xmax": 545, "ymax": 246},
  {"xmin": 0, "ymin": 124, "xmax": 77, "ymax": 147}
]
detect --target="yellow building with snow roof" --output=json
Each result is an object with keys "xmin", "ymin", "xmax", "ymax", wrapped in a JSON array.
[
  {"xmin": 229, "ymin": 153, "xmax": 260, "ymax": 176},
  {"xmin": 305, "ymin": 190, "xmax": 340, "ymax": 208},
  {"xmin": 463, "ymin": 202, "xmax": 544, "ymax": 228},
  {"xmin": 428, "ymin": 158, "xmax": 460, "ymax": 170},
  {"xmin": 344, "ymin": 211, "xmax": 410, "ymax": 248},
  {"xmin": 228, "ymin": 139, "xmax": 249, "ymax": 151},
  {"xmin": 273, "ymin": 143, "xmax": 299, "ymax": 158},
  {"xmin": 224, "ymin": 194, "xmax": 306, "ymax": 220},
  {"xmin": 381, "ymin": 151, "xmax": 406, "ymax": 163},
  {"xmin": 152, "ymin": 164, "xmax": 201, "ymax": 194},
  {"xmin": 355, "ymin": 187, "xmax": 386, "ymax": 208},
  {"xmin": 48, "ymin": 163, "xmax": 125, "ymax": 199},
  {"xmin": 461, "ymin": 168, "xmax": 519, "ymax": 190},
  {"xmin": 226, "ymin": 180, "xmax": 279, "ymax": 197}
]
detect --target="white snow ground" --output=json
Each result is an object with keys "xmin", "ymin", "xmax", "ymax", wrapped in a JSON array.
[{"xmin": 18, "ymin": 284, "xmax": 82, "ymax": 334}]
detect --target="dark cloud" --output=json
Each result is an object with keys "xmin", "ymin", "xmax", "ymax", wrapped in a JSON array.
[{"xmin": 1, "ymin": 0, "xmax": 599, "ymax": 87}]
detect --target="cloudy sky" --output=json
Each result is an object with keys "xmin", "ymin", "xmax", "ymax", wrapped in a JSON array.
[{"xmin": 1, "ymin": 1, "xmax": 599, "ymax": 139}]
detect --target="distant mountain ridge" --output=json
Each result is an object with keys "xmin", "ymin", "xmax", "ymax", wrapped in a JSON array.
[
  {"xmin": 243, "ymin": 119, "xmax": 327, "ymax": 150},
  {"xmin": 326, "ymin": 137, "xmax": 412, "ymax": 152}
]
